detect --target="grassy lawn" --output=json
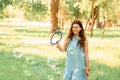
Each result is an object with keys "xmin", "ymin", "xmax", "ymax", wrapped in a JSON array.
[{"xmin": 0, "ymin": 26, "xmax": 120, "ymax": 80}]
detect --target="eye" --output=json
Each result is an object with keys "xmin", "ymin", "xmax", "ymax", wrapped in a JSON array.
[
  {"xmin": 76, "ymin": 27, "xmax": 78, "ymax": 28},
  {"xmin": 72, "ymin": 27, "xmax": 75, "ymax": 28}
]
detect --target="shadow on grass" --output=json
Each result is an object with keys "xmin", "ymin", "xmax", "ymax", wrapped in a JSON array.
[
  {"xmin": 14, "ymin": 28, "xmax": 67, "ymax": 38},
  {"xmin": 14, "ymin": 29, "xmax": 50, "ymax": 37},
  {"xmin": 90, "ymin": 60, "xmax": 120, "ymax": 80},
  {"xmin": 0, "ymin": 28, "xmax": 49, "ymax": 38},
  {"xmin": 0, "ymin": 42, "xmax": 5, "ymax": 46},
  {"xmin": 14, "ymin": 29, "xmax": 48, "ymax": 34},
  {"xmin": 86, "ymin": 28, "xmax": 120, "ymax": 39}
]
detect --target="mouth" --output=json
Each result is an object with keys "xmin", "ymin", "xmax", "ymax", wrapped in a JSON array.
[{"xmin": 73, "ymin": 30, "xmax": 78, "ymax": 33}]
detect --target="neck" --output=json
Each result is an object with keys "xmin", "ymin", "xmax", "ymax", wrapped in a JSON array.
[
  {"xmin": 74, "ymin": 35, "xmax": 81, "ymax": 40},
  {"xmin": 74, "ymin": 34, "xmax": 79, "ymax": 38}
]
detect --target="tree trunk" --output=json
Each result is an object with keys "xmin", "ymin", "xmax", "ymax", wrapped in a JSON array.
[
  {"xmin": 89, "ymin": 1, "xmax": 100, "ymax": 37},
  {"xmin": 90, "ymin": 16, "xmax": 96, "ymax": 37},
  {"xmin": 85, "ymin": 18, "xmax": 90, "ymax": 30},
  {"xmin": 96, "ymin": 7, "xmax": 101, "ymax": 29},
  {"xmin": 50, "ymin": 0, "xmax": 59, "ymax": 33},
  {"xmin": 101, "ymin": 2, "xmax": 109, "ymax": 39},
  {"xmin": 101, "ymin": 21, "xmax": 106, "ymax": 39},
  {"xmin": 87, "ymin": 0, "xmax": 94, "ymax": 32},
  {"xmin": 105, "ymin": 2, "xmax": 111, "ymax": 28}
]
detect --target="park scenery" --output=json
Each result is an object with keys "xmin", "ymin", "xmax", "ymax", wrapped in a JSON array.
[{"xmin": 0, "ymin": 0, "xmax": 120, "ymax": 80}]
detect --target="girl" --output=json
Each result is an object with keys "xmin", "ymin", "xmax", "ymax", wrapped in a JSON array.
[{"xmin": 56, "ymin": 20, "xmax": 90, "ymax": 80}]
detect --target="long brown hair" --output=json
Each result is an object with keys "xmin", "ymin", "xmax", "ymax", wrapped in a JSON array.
[{"xmin": 67, "ymin": 20, "xmax": 86, "ymax": 47}]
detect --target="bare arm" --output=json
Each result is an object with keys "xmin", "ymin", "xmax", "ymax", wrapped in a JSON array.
[
  {"xmin": 84, "ymin": 39, "xmax": 90, "ymax": 77},
  {"xmin": 56, "ymin": 37, "xmax": 70, "ymax": 52}
]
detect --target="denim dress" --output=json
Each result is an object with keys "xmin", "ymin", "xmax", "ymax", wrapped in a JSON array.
[{"xmin": 63, "ymin": 37, "xmax": 87, "ymax": 80}]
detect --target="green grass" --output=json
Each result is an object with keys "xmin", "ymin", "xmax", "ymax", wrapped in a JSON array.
[{"xmin": 0, "ymin": 26, "xmax": 120, "ymax": 80}]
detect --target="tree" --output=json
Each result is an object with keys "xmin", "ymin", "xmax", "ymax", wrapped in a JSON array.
[
  {"xmin": 66, "ymin": 0, "xmax": 81, "ymax": 20},
  {"xmin": 89, "ymin": 0, "xmax": 100, "ymax": 37},
  {"xmin": 50, "ymin": 0, "xmax": 59, "ymax": 33},
  {"xmin": 14, "ymin": 0, "xmax": 48, "ymax": 21},
  {"xmin": 59, "ymin": 0, "xmax": 69, "ymax": 29},
  {"xmin": 0, "ymin": 0, "xmax": 13, "ymax": 19}
]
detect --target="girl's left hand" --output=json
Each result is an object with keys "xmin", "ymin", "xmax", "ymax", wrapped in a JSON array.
[{"xmin": 86, "ymin": 69, "xmax": 90, "ymax": 77}]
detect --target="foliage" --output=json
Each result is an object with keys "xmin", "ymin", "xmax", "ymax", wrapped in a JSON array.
[
  {"xmin": 0, "ymin": 0, "xmax": 48, "ymax": 21},
  {"xmin": 14, "ymin": 0, "xmax": 48, "ymax": 21},
  {"xmin": 98, "ymin": 0, "xmax": 119, "ymax": 24},
  {"xmin": 0, "ymin": 0, "xmax": 13, "ymax": 19},
  {"xmin": 65, "ymin": 0, "xmax": 120, "ymax": 24},
  {"xmin": 24, "ymin": 1, "xmax": 48, "ymax": 21},
  {"xmin": 0, "ymin": 0, "xmax": 13, "ymax": 9},
  {"xmin": 66, "ymin": 0, "xmax": 81, "ymax": 19},
  {"xmin": 0, "ymin": 0, "xmax": 120, "ymax": 23},
  {"xmin": 65, "ymin": 0, "xmax": 92, "ymax": 19},
  {"xmin": 0, "ymin": 26, "xmax": 120, "ymax": 80}
]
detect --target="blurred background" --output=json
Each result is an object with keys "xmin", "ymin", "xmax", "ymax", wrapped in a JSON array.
[{"xmin": 0, "ymin": 0, "xmax": 120, "ymax": 80}]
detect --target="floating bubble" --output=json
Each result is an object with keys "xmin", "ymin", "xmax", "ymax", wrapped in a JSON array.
[
  {"xmin": 13, "ymin": 53, "xmax": 23, "ymax": 58},
  {"xmin": 47, "ymin": 75, "xmax": 54, "ymax": 80},
  {"xmin": 8, "ymin": 44, "xmax": 13, "ymax": 48},
  {"xmin": 53, "ymin": 68, "xmax": 61, "ymax": 75},
  {"xmin": 48, "ymin": 63, "xmax": 56, "ymax": 68},
  {"xmin": 47, "ymin": 58, "xmax": 58, "ymax": 68},
  {"xmin": 25, "ymin": 56, "xmax": 35, "ymax": 65},
  {"xmin": 47, "ymin": 58, "xmax": 58, "ymax": 64},
  {"xmin": 10, "ymin": 66, "xmax": 16, "ymax": 71},
  {"xmin": 13, "ymin": 49, "xmax": 23, "ymax": 58},
  {"xmin": 98, "ymin": 70, "xmax": 105, "ymax": 76},
  {"xmin": 24, "ymin": 70, "xmax": 32, "ymax": 76},
  {"xmin": 13, "ymin": 48, "xmax": 18, "ymax": 53}
]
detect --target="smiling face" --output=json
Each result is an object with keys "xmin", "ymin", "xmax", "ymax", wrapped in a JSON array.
[
  {"xmin": 67, "ymin": 20, "xmax": 86, "ymax": 47},
  {"xmin": 72, "ymin": 24, "xmax": 82, "ymax": 36}
]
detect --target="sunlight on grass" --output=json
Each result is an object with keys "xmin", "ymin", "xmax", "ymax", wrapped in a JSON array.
[
  {"xmin": 15, "ymin": 46, "xmax": 65, "ymax": 58},
  {"xmin": 0, "ymin": 26, "xmax": 120, "ymax": 80},
  {"xmin": 88, "ymin": 37, "xmax": 120, "ymax": 67},
  {"xmin": 90, "ymin": 51, "xmax": 120, "ymax": 67},
  {"xmin": 0, "ymin": 27, "xmax": 17, "ymax": 35}
]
